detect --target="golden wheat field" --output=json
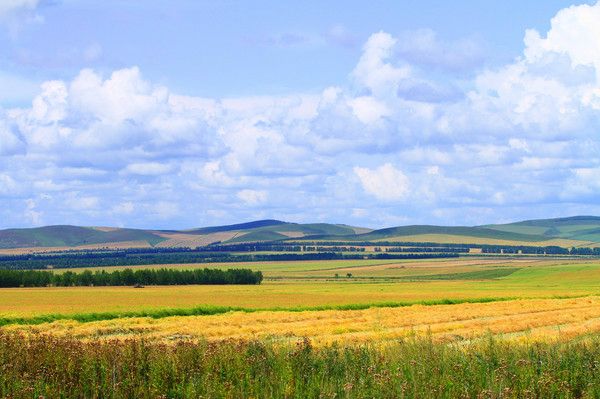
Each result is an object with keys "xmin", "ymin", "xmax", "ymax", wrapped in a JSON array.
[{"xmin": 9, "ymin": 296, "xmax": 600, "ymax": 345}]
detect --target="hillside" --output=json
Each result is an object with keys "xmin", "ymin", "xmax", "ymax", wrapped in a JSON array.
[
  {"xmin": 313, "ymin": 216, "xmax": 600, "ymax": 247},
  {"xmin": 0, "ymin": 221, "xmax": 369, "ymax": 250},
  {"xmin": 484, "ymin": 216, "xmax": 600, "ymax": 243},
  {"xmin": 354, "ymin": 225, "xmax": 549, "ymax": 242},
  {"xmin": 2, "ymin": 216, "xmax": 600, "ymax": 251},
  {"xmin": 0, "ymin": 226, "xmax": 165, "ymax": 249}
]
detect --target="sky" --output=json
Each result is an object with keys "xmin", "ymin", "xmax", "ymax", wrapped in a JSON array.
[{"xmin": 0, "ymin": 0, "xmax": 600, "ymax": 229}]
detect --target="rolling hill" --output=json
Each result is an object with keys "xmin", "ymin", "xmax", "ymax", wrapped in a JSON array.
[
  {"xmin": 1, "ymin": 216, "xmax": 600, "ymax": 251},
  {"xmin": 0, "ymin": 226, "xmax": 166, "ymax": 249},
  {"xmin": 303, "ymin": 216, "xmax": 600, "ymax": 247},
  {"xmin": 0, "ymin": 221, "xmax": 369, "ymax": 250},
  {"xmin": 484, "ymin": 216, "xmax": 600, "ymax": 243}
]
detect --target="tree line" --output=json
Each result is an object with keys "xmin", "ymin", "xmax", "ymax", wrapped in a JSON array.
[
  {"xmin": 0, "ymin": 252, "xmax": 458, "ymax": 270},
  {"xmin": 0, "ymin": 268, "xmax": 263, "ymax": 288}
]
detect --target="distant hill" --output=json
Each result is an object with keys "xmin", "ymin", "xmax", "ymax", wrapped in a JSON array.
[
  {"xmin": 223, "ymin": 222, "xmax": 362, "ymax": 243},
  {"xmin": 1, "ymin": 216, "xmax": 600, "ymax": 251},
  {"xmin": 0, "ymin": 220, "xmax": 369, "ymax": 250},
  {"xmin": 309, "ymin": 216, "xmax": 600, "ymax": 247},
  {"xmin": 353, "ymin": 225, "xmax": 549, "ymax": 242},
  {"xmin": 184, "ymin": 220, "xmax": 287, "ymax": 235},
  {"xmin": 483, "ymin": 216, "xmax": 600, "ymax": 243},
  {"xmin": 0, "ymin": 226, "xmax": 165, "ymax": 249}
]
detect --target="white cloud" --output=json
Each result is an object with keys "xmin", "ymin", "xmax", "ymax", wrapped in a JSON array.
[
  {"xmin": 30, "ymin": 80, "xmax": 68, "ymax": 123},
  {"xmin": 2, "ymin": 2, "xmax": 600, "ymax": 228},
  {"xmin": 524, "ymin": 3, "xmax": 600, "ymax": 75},
  {"xmin": 354, "ymin": 163, "xmax": 409, "ymax": 201},
  {"xmin": 348, "ymin": 96, "xmax": 390, "ymax": 124},
  {"xmin": 237, "ymin": 189, "xmax": 268, "ymax": 205},
  {"xmin": 352, "ymin": 31, "xmax": 411, "ymax": 97}
]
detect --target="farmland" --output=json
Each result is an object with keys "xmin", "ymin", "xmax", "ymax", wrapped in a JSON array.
[
  {"xmin": 3, "ymin": 255, "xmax": 600, "ymax": 397},
  {"xmin": 1, "ymin": 257, "xmax": 600, "ymax": 322},
  {"xmin": 3, "ymin": 218, "xmax": 600, "ymax": 396}
]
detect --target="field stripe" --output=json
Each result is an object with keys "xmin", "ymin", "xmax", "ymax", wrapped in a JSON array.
[
  {"xmin": 2, "ymin": 294, "xmax": 597, "ymax": 328},
  {"xmin": 0, "ymin": 296, "xmax": 523, "ymax": 327}
]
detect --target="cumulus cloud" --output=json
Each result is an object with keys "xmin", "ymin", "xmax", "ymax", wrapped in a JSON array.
[
  {"xmin": 2, "ymin": 1, "xmax": 600, "ymax": 228},
  {"xmin": 524, "ymin": 3, "xmax": 600, "ymax": 74},
  {"xmin": 352, "ymin": 31, "xmax": 411, "ymax": 97},
  {"xmin": 354, "ymin": 163, "xmax": 409, "ymax": 201}
]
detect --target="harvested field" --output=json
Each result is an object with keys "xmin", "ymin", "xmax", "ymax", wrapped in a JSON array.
[{"xmin": 9, "ymin": 296, "xmax": 600, "ymax": 344}]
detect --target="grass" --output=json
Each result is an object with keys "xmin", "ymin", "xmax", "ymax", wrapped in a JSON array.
[{"xmin": 3, "ymin": 333, "xmax": 600, "ymax": 397}]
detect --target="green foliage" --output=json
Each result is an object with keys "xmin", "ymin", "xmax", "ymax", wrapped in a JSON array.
[
  {"xmin": 0, "ymin": 251, "xmax": 457, "ymax": 270},
  {"xmin": 2, "ymin": 333, "xmax": 600, "ymax": 398},
  {"xmin": 0, "ymin": 268, "xmax": 263, "ymax": 288}
]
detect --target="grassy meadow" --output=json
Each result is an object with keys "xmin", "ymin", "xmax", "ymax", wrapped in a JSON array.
[{"xmin": 4, "ymin": 333, "xmax": 600, "ymax": 398}]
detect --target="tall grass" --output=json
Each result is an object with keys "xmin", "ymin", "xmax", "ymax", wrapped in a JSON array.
[{"xmin": 1, "ymin": 332, "xmax": 600, "ymax": 398}]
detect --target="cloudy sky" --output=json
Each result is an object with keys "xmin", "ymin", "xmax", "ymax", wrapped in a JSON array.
[{"xmin": 1, "ymin": 0, "xmax": 600, "ymax": 229}]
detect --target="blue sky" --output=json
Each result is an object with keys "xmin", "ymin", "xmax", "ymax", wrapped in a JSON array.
[{"xmin": 0, "ymin": 0, "xmax": 599, "ymax": 229}]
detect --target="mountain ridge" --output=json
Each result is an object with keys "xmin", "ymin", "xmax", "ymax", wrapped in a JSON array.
[{"xmin": 1, "ymin": 216, "xmax": 600, "ymax": 249}]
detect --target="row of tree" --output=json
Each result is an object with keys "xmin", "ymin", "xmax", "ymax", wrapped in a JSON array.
[
  {"xmin": 385, "ymin": 247, "xmax": 470, "ymax": 253},
  {"xmin": 0, "ymin": 268, "xmax": 263, "ymax": 287},
  {"xmin": 0, "ymin": 252, "xmax": 458, "ymax": 270}
]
